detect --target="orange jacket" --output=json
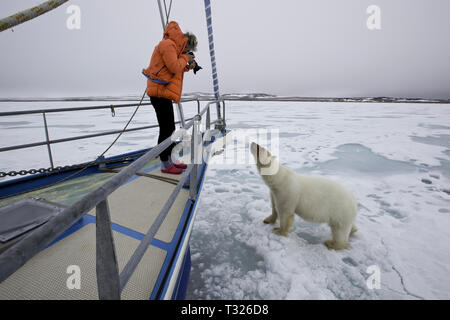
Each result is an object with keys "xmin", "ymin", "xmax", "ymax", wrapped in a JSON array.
[{"xmin": 143, "ymin": 21, "xmax": 190, "ymax": 103}]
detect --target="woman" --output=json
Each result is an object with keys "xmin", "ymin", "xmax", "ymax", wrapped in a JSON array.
[{"xmin": 143, "ymin": 21, "xmax": 198, "ymax": 174}]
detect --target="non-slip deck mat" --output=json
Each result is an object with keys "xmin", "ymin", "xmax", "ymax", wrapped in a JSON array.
[
  {"xmin": 0, "ymin": 224, "xmax": 166, "ymax": 300},
  {"xmin": 145, "ymin": 168, "xmax": 185, "ymax": 182},
  {"xmin": 100, "ymin": 175, "xmax": 189, "ymax": 243}
]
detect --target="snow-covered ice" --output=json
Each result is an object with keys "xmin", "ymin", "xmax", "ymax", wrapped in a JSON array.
[
  {"xmin": 0, "ymin": 100, "xmax": 449, "ymax": 299},
  {"xmin": 186, "ymin": 101, "xmax": 450, "ymax": 300}
]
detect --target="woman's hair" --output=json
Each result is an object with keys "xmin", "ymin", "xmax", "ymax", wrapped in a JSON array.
[{"xmin": 184, "ymin": 32, "xmax": 198, "ymax": 52}]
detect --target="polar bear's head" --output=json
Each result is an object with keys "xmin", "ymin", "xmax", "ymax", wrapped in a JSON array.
[
  {"xmin": 250, "ymin": 142, "xmax": 272, "ymax": 166},
  {"xmin": 250, "ymin": 142, "xmax": 279, "ymax": 175}
]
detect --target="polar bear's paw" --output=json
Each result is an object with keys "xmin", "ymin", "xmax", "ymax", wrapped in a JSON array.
[
  {"xmin": 263, "ymin": 215, "xmax": 277, "ymax": 224},
  {"xmin": 324, "ymin": 240, "xmax": 349, "ymax": 250},
  {"xmin": 272, "ymin": 228, "xmax": 288, "ymax": 237}
]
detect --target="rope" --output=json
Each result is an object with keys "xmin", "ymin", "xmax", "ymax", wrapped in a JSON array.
[{"xmin": 0, "ymin": 0, "xmax": 69, "ymax": 32}]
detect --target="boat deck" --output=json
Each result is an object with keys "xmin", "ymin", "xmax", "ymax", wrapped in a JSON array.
[{"xmin": 0, "ymin": 158, "xmax": 200, "ymax": 299}]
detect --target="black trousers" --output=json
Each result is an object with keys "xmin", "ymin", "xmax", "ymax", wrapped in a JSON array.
[{"xmin": 150, "ymin": 96, "xmax": 176, "ymax": 162}]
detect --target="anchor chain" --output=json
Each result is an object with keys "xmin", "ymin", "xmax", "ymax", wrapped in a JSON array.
[
  {"xmin": 0, "ymin": 153, "xmax": 144, "ymax": 178},
  {"xmin": 1, "ymin": 164, "xmax": 86, "ymax": 178}
]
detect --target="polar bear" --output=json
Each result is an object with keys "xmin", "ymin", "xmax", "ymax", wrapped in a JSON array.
[{"xmin": 250, "ymin": 142, "xmax": 358, "ymax": 250}]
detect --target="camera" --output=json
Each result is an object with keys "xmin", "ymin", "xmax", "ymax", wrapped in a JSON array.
[{"xmin": 187, "ymin": 52, "xmax": 203, "ymax": 74}]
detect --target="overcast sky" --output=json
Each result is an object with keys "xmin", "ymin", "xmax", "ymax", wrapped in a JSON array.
[{"xmin": 0, "ymin": 0, "xmax": 449, "ymax": 98}]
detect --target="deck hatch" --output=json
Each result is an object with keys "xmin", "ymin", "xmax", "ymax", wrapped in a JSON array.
[{"xmin": 0, "ymin": 198, "xmax": 65, "ymax": 243}]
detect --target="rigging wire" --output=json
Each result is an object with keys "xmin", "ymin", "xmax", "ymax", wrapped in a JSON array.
[
  {"xmin": 162, "ymin": 0, "xmax": 173, "ymax": 28},
  {"xmin": 97, "ymin": 90, "xmax": 147, "ymax": 158},
  {"xmin": 166, "ymin": 0, "xmax": 173, "ymax": 24}
]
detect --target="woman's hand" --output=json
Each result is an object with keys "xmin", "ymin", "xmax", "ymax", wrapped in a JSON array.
[
  {"xmin": 186, "ymin": 52, "xmax": 195, "ymax": 63},
  {"xmin": 187, "ymin": 60, "xmax": 197, "ymax": 70}
]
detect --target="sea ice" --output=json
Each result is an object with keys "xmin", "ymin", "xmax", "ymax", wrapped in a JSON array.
[{"xmin": 187, "ymin": 101, "xmax": 450, "ymax": 300}]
